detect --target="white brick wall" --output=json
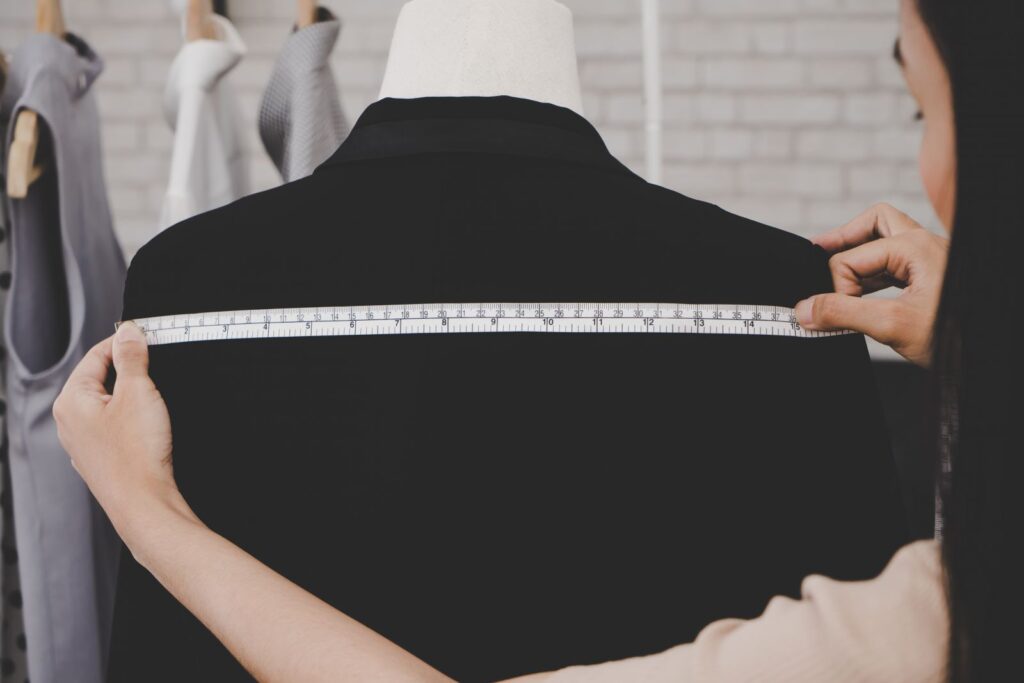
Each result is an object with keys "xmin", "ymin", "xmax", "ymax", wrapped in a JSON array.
[{"xmin": 0, "ymin": 0, "xmax": 939, "ymax": 258}]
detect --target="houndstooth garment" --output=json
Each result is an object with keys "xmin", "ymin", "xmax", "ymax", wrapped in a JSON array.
[{"xmin": 258, "ymin": 7, "xmax": 349, "ymax": 183}]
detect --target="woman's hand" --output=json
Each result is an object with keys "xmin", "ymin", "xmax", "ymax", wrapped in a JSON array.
[
  {"xmin": 53, "ymin": 322, "xmax": 180, "ymax": 532},
  {"xmin": 795, "ymin": 203, "xmax": 949, "ymax": 367}
]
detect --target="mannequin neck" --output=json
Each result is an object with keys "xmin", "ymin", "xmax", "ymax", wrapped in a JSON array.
[{"xmin": 379, "ymin": 0, "xmax": 584, "ymax": 115}]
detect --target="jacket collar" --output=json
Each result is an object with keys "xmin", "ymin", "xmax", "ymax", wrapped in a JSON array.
[
  {"xmin": 317, "ymin": 96, "xmax": 635, "ymax": 177},
  {"xmin": 162, "ymin": 15, "xmax": 246, "ymax": 129},
  {"xmin": 281, "ymin": 7, "xmax": 341, "ymax": 69}
]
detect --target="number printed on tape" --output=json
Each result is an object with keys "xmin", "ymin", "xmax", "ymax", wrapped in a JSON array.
[{"xmin": 123, "ymin": 303, "xmax": 854, "ymax": 346}]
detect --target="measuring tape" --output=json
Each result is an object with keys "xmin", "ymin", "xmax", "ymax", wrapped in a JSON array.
[{"xmin": 125, "ymin": 302, "xmax": 852, "ymax": 346}]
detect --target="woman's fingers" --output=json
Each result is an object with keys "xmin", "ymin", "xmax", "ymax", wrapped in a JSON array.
[
  {"xmin": 112, "ymin": 322, "xmax": 151, "ymax": 388},
  {"xmin": 55, "ymin": 319, "xmax": 177, "ymax": 526},
  {"xmin": 812, "ymin": 202, "xmax": 922, "ymax": 254},
  {"xmin": 795, "ymin": 294, "xmax": 903, "ymax": 345},
  {"xmin": 804, "ymin": 203, "xmax": 947, "ymax": 367},
  {"xmin": 64, "ymin": 336, "xmax": 114, "ymax": 397},
  {"xmin": 827, "ymin": 232, "xmax": 918, "ymax": 295}
]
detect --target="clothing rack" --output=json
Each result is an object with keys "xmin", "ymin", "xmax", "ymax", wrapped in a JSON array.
[{"xmin": 641, "ymin": 0, "xmax": 663, "ymax": 185}]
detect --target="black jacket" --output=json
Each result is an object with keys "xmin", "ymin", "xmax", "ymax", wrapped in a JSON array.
[{"xmin": 110, "ymin": 97, "xmax": 907, "ymax": 682}]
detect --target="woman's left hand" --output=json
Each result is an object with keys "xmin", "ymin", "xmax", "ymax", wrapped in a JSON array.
[{"xmin": 54, "ymin": 322, "xmax": 177, "ymax": 529}]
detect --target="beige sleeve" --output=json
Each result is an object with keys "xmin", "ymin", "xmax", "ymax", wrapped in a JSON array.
[{"xmin": 543, "ymin": 541, "xmax": 947, "ymax": 683}]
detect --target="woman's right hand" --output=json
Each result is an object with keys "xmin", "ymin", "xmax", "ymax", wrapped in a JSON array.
[{"xmin": 794, "ymin": 203, "xmax": 949, "ymax": 367}]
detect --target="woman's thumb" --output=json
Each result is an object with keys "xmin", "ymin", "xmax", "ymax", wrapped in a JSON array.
[
  {"xmin": 113, "ymin": 322, "xmax": 150, "ymax": 380},
  {"xmin": 795, "ymin": 293, "xmax": 900, "ymax": 345}
]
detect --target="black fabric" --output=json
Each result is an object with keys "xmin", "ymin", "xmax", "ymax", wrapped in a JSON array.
[
  {"xmin": 109, "ymin": 96, "xmax": 908, "ymax": 683},
  {"xmin": 872, "ymin": 361, "xmax": 934, "ymax": 540}
]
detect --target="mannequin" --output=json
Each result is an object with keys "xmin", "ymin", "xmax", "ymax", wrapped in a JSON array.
[{"xmin": 378, "ymin": 0, "xmax": 584, "ymax": 115}]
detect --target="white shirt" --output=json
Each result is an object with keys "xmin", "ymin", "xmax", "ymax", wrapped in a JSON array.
[{"xmin": 160, "ymin": 14, "xmax": 248, "ymax": 231}]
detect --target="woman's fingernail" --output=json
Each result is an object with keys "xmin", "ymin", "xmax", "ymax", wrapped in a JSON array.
[
  {"xmin": 116, "ymin": 322, "xmax": 145, "ymax": 342},
  {"xmin": 795, "ymin": 298, "xmax": 815, "ymax": 327}
]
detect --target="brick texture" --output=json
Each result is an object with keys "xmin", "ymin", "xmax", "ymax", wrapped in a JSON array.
[{"xmin": 0, "ymin": 0, "xmax": 937, "ymax": 258}]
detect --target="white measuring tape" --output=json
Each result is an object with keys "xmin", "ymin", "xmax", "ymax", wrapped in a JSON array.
[{"xmin": 125, "ymin": 303, "xmax": 852, "ymax": 346}]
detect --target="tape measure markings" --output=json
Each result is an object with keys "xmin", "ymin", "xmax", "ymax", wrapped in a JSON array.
[{"xmin": 125, "ymin": 302, "xmax": 852, "ymax": 346}]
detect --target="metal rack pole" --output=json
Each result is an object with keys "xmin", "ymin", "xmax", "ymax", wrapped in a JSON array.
[{"xmin": 641, "ymin": 0, "xmax": 663, "ymax": 185}]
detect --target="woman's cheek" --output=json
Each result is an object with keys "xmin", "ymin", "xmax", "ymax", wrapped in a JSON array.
[{"xmin": 919, "ymin": 117, "xmax": 957, "ymax": 231}]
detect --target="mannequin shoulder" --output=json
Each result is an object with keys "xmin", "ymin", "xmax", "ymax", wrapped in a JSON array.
[{"xmin": 123, "ymin": 176, "xmax": 326, "ymax": 318}]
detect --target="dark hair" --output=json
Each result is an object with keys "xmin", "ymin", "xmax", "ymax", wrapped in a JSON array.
[{"xmin": 915, "ymin": 0, "xmax": 1024, "ymax": 681}]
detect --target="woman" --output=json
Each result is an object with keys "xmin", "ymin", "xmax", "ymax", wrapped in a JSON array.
[{"xmin": 54, "ymin": 0, "xmax": 1019, "ymax": 680}]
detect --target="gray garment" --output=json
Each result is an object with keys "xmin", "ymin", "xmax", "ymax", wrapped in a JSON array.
[
  {"xmin": 259, "ymin": 7, "xmax": 349, "ymax": 182},
  {"xmin": 0, "ymin": 33, "xmax": 124, "ymax": 683},
  {"xmin": 1, "ymin": 67, "xmax": 29, "ymax": 682}
]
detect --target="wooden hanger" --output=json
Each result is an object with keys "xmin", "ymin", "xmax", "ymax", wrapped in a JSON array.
[
  {"xmin": 296, "ymin": 0, "xmax": 318, "ymax": 29},
  {"xmin": 6, "ymin": 0, "xmax": 65, "ymax": 199},
  {"xmin": 186, "ymin": 0, "xmax": 219, "ymax": 42},
  {"xmin": 6, "ymin": 113, "xmax": 43, "ymax": 199},
  {"xmin": 36, "ymin": 0, "xmax": 65, "ymax": 36}
]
